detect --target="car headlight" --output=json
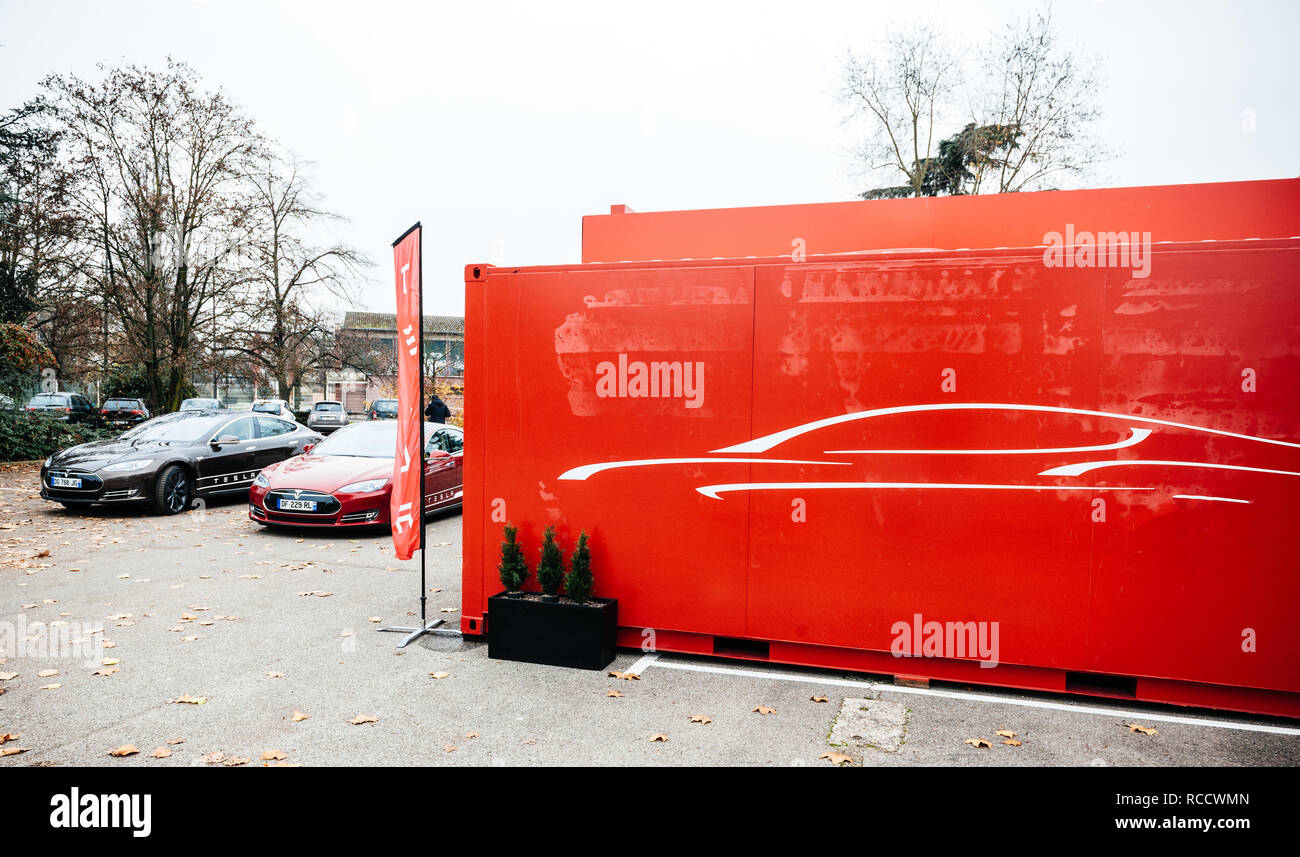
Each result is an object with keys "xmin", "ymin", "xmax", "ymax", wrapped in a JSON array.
[
  {"xmin": 43, "ymin": 456, "xmax": 52, "ymax": 469},
  {"xmin": 100, "ymin": 459, "xmax": 154, "ymax": 473},
  {"xmin": 253, "ymin": 472, "xmax": 270, "ymax": 488},
  {"xmin": 338, "ymin": 478, "xmax": 389, "ymax": 493}
]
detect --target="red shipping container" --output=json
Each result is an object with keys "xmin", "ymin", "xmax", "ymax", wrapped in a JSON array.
[{"xmin": 462, "ymin": 179, "xmax": 1300, "ymax": 718}]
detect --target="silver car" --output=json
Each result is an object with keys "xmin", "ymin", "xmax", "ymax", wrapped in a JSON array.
[{"xmin": 306, "ymin": 400, "xmax": 350, "ymax": 434}]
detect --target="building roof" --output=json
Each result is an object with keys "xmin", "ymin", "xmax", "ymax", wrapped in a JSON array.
[{"xmin": 341, "ymin": 312, "xmax": 464, "ymax": 335}]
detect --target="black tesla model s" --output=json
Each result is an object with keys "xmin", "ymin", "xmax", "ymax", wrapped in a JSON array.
[{"xmin": 40, "ymin": 410, "xmax": 322, "ymax": 515}]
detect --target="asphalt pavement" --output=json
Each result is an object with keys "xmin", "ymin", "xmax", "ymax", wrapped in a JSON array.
[{"xmin": 1, "ymin": 461, "xmax": 1297, "ymax": 767}]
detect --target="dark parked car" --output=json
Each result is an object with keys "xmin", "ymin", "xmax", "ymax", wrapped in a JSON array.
[
  {"xmin": 180, "ymin": 397, "xmax": 228, "ymax": 411},
  {"xmin": 40, "ymin": 410, "xmax": 322, "ymax": 515},
  {"xmin": 366, "ymin": 399, "xmax": 398, "ymax": 420},
  {"xmin": 100, "ymin": 397, "xmax": 151, "ymax": 428},
  {"xmin": 25, "ymin": 392, "xmax": 98, "ymax": 424}
]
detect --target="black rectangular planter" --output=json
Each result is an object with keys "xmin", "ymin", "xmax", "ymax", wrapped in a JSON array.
[{"xmin": 487, "ymin": 592, "xmax": 618, "ymax": 671}]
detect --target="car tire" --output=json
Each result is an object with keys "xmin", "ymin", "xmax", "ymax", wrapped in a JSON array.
[{"xmin": 152, "ymin": 465, "xmax": 192, "ymax": 516}]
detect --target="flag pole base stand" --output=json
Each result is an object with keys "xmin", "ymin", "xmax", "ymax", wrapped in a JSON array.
[{"xmin": 377, "ymin": 618, "xmax": 449, "ymax": 648}]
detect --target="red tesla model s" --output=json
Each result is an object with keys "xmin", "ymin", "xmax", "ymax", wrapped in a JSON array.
[{"xmin": 249, "ymin": 420, "xmax": 463, "ymax": 527}]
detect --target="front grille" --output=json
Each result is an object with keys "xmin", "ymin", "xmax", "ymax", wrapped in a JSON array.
[
  {"xmin": 102, "ymin": 488, "xmax": 141, "ymax": 501},
  {"xmin": 340, "ymin": 509, "xmax": 380, "ymax": 523},
  {"xmin": 263, "ymin": 489, "xmax": 340, "ymax": 516}
]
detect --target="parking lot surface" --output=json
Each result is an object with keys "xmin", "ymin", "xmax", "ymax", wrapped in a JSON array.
[{"xmin": 1, "ymin": 461, "xmax": 1297, "ymax": 767}]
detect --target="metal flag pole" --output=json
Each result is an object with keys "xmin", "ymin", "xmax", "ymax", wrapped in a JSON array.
[{"xmin": 378, "ymin": 222, "xmax": 453, "ymax": 648}]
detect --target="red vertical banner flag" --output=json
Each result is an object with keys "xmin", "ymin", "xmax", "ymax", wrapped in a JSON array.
[{"xmin": 389, "ymin": 224, "xmax": 423, "ymax": 560}]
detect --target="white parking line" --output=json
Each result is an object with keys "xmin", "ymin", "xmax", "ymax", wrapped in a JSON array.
[
  {"xmin": 627, "ymin": 653, "xmax": 660, "ymax": 675},
  {"xmin": 639, "ymin": 655, "xmax": 1300, "ymax": 737}
]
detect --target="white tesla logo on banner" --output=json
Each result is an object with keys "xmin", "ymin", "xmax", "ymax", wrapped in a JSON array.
[{"xmin": 394, "ymin": 501, "xmax": 413, "ymax": 533}]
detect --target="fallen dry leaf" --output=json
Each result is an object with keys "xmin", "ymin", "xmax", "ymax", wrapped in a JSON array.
[
  {"xmin": 347, "ymin": 714, "xmax": 378, "ymax": 725},
  {"xmin": 605, "ymin": 689, "xmax": 623, "ymax": 698},
  {"xmin": 820, "ymin": 751, "xmax": 852, "ymax": 765},
  {"xmin": 108, "ymin": 744, "xmax": 139, "ymax": 757},
  {"xmin": 36, "ymin": 669, "xmax": 58, "ymax": 678},
  {"xmin": 223, "ymin": 756, "xmax": 249, "ymax": 767},
  {"xmin": 688, "ymin": 715, "xmax": 713, "ymax": 724},
  {"xmin": 429, "ymin": 671, "xmax": 451, "ymax": 679},
  {"xmin": 1002, "ymin": 738, "xmax": 1023, "ymax": 746},
  {"xmin": 810, "ymin": 695, "xmax": 829, "ymax": 703},
  {"xmin": 148, "ymin": 746, "xmax": 171, "ymax": 759},
  {"xmin": 649, "ymin": 734, "xmax": 669, "ymax": 742},
  {"xmin": 91, "ymin": 667, "xmax": 120, "ymax": 677},
  {"xmin": 292, "ymin": 711, "xmax": 310, "ymax": 722},
  {"xmin": 443, "ymin": 744, "xmax": 457, "ymax": 753},
  {"xmin": 265, "ymin": 671, "xmax": 285, "ymax": 678},
  {"xmin": 0, "ymin": 746, "xmax": 29, "ymax": 757},
  {"xmin": 39, "ymin": 683, "xmax": 61, "ymax": 690},
  {"xmin": 261, "ymin": 750, "xmax": 287, "ymax": 761},
  {"xmin": 171, "ymin": 694, "xmax": 206, "ymax": 705},
  {"xmin": 964, "ymin": 738, "xmax": 993, "ymax": 749},
  {"xmin": 464, "ymin": 731, "xmax": 479, "ymax": 739},
  {"xmin": 166, "ymin": 737, "xmax": 185, "ymax": 745},
  {"xmin": 752, "ymin": 705, "xmax": 776, "ymax": 715},
  {"xmin": 996, "ymin": 729, "xmax": 1017, "ymax": 739},
  {"xmin": 608, "ymin": 671, "xmax": 640, "ymax": 681},
  {"xmin": 1125, "ymin": 723, "xmax": 1158, "ymax": 736}
]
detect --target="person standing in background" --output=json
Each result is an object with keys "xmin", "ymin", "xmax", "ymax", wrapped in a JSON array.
[{"xmin": 424, "ymin": 393, "xmax": 451, "ymax": 424}]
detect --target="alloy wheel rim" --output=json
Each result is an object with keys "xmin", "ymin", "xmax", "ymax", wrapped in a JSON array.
[{"xmin": 166, "ymin": 471, "xmax": 189, "ymax": 512}]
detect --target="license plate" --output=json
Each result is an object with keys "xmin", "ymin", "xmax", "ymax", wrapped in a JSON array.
[
  {"xmin": 51, "ymin": 476, "xmax": 82, "ymax": 488},
  {"xmin": 278, "ymin": 498, "xmax": 316, "ymax": 511}
]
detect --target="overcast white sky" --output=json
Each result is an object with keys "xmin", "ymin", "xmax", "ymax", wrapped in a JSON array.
[{"xmin": 2, "ymin": 0, "xmax": 1296, "ymax": 317}]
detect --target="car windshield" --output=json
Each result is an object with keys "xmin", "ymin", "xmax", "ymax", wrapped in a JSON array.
[
  {"xmin": 309, "ymin": 422, "xmax": 435, "ymax": 458},
  {"xmin": 106, "ymin": 400, "xmax": 139, "ymax": 408},
  {"xmin": 180, "ymin": 399, "xmax": 215, "ymax": 409},
  {"xmin": 252, "ymin": 403, "xmax": 282, "ymax": 413},
  {"xmin": 29, "ymin": 394, "xmax": 69, "ymax": 406},
  {"xmin": 374, "ymin": 401, "xmax": 397, "ymax": 413},
  {"xmin": 314, "ymin": 402, "xmax": 343, "ymax": 412},
  {"xmin": 120, "ymin": 412, "xmax": 230, "ymax": 443}
]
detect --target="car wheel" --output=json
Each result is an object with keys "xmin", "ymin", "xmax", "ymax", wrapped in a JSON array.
[{"xmin": 153, "ymin": 465, "xmax": 192, "ymax": 516}]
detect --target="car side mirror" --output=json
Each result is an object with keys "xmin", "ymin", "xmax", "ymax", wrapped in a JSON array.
[{"xmin": 212, "ymin": 434, "xmax": 240, "ymax": 447}]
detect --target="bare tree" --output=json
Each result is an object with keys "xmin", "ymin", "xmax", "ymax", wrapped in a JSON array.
[
  {"xmin": 219, "ymin": 154, "xmax": 367, "ymax": 404},
  {"xmin": 838, "ymin": 6, "xmax": 1110, "ymax": 197},
  {"xmin": 43, "ymin": 60, "xmax": 261, "ymax": 411},
  {"xmin": 975, "ymin": 6, "xmax": 1110, "ymax": 192},
  {"xmin": 0, "ymin": 100, "xmax": 82, "ymax": 324},
  {"xmin": 838, "ymin": 25, "xmax": 960, "ymax": 198}
]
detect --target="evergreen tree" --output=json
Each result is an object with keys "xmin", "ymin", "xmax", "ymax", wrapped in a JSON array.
[
  {"xmin": 565, "ymin": 531, "xmax": 593, "ymax": 603},
  {"xmin": 537, "ymin": 525, "xmax": 565, "ymax": 596},
  {"xmin": 497, "ymin": 524, "xmax": 529, "ymax": 592}
]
